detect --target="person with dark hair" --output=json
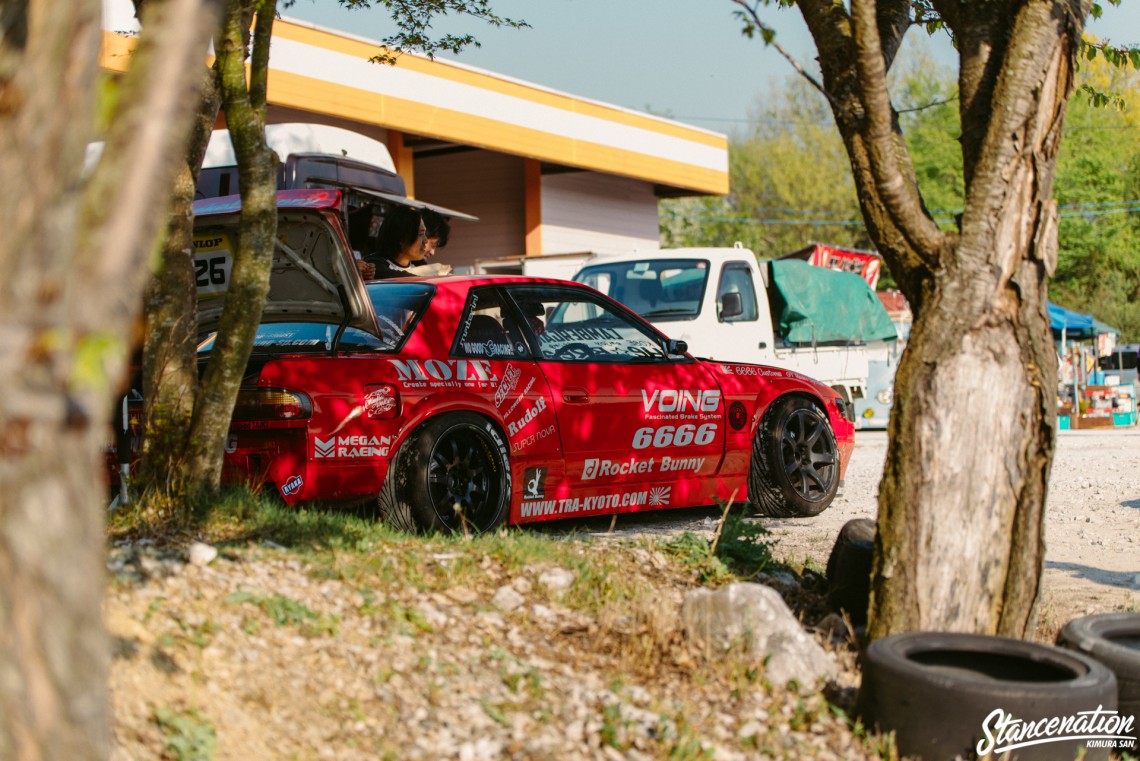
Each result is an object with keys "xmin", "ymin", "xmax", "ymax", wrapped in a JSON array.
[
  {"xmin": 363, "ymin": 206, "xmax": 427, "ymax": 279},
  {"xmin": 361, "ymin": 205, "xmax": 454, "ymax": 279},
  {"xmin": 420, "ymin": 208, "xmax": 451, "ymax": 259}
]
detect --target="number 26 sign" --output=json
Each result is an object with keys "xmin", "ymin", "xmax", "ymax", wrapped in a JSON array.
[{"xmin": 192, "ymin": 232, "xmax": 234, "ymax": 298}]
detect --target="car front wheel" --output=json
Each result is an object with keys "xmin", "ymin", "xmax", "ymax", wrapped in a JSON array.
[
  {"xmin": 378, "ymin": 412, "xmax": 510, "ymax": 534},
  {"xmin": 749, "ymin": 396, "xmax": 839, "ymax": 517}
]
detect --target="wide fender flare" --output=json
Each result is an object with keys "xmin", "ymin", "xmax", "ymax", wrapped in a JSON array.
[{"xmin": 391, "ymin": 391, "xmax": 509, "ymax": 457}]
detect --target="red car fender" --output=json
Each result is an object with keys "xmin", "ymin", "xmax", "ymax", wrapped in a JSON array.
[
  {"xmin": 396, "ymin": 390, "xmax": 506, "ymax": 446},
  {"xmin": 708, "ymin": 362, "xmax": 855, "ymax": 480}
]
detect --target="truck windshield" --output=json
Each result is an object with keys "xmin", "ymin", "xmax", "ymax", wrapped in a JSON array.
[{"xmin": 575, "ymin": 259, "xmax": 710, "ymax": 321}]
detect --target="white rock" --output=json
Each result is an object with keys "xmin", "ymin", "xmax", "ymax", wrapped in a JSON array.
[
  {"xmin": 187, "ymin": 542, "xmax": 218, "ymax": 567},
  {"xmin": 491, "ymin": 585, "xmax": 525, "ymax": 612},
  {"xmin": 681, "ymin": 582, "xmax": 835, "ymax": 692},
  {"xmin": 538, "ymin": 567, "xmax": 576, "ymax": 594}
]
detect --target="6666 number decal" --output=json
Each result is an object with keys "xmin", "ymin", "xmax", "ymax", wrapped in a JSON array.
[{"xmin": 632, "ymin": 423, "xmax": 717, "ymax": 450}]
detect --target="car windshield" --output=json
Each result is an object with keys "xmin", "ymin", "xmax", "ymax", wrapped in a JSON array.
[
  {"xmin": 575, "ymin": 259, "xmax": 710, "ymax": 321},
  {"xmin": 197, "ymin": 282, "xmax": 433, "ymax": 354}
]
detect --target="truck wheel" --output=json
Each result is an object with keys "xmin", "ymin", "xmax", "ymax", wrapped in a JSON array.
[
  {"xmin": 378, "ymin": 412, "xmax": 510, "ymax": 534},
  {"xmin": 748, "ymin": 397, "xmax": 839, "ymax": 517}
]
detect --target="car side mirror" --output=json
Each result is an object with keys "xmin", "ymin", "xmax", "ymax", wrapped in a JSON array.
[
  {"xmin": 665, "ymin": 338, "xmax": 688, "ymax": 356},
  {"xmin": 720, "ymin": 291, "xmax": 743, "ymax": 320}
]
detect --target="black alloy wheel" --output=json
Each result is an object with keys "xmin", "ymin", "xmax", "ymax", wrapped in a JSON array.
[
  {"xmin": 378, "ymin": 412, "xmax": 510, "ymax": 534},
  {"xmin": 749, "ymin": 396, "xmax": 839, "ymax": 517}
]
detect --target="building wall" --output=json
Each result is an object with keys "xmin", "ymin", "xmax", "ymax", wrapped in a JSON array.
[
  {"xmin": 540, "ymin": 172, "xmax": 660, "ymax": 256},
  {"xmin": 415, "ymin": 150, "xmax": 526, "ymax": 272}
]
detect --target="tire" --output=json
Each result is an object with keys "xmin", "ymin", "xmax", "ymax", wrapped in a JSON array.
[
  {"xmin": 857, "ymin": 632, "xmax": 1119, "ymax": 761},
  {"xmin": 825, "ymin": 518, "xmax": 875, "ymax": 626},
  {"xmin": 748, "ymin": 396, "xmax": 839, "ymax": 517},
  {"xmin": 377, "ymin": 412, "xmax": 510, "ymax": 534},
  {"xmin": 1057, "ymin": 612, "xmax": 1140, "ymax": 723}
]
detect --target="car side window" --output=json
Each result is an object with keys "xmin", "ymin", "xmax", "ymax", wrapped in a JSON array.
[
  {"xmin": 717, "ymin": 264, "xmax": 759, "ymax": 322},
  {"xmin": 452, "ymin": 288, "xmax": 531, "ymax": 360},
  {"xmin": 507, "ymin": 286, "xmax": 669, "ymax": 363}
]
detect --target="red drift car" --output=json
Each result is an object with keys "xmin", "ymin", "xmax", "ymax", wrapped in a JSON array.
[{"xmin": 192, "ymin": 190, "xmax": 855, "ymax": 534}]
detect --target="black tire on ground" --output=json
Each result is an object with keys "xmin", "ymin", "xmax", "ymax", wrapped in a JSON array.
[
  {"xmin": 748, "ymin": 396, "xmax": 839, "ymax": 517},
  {"xmin": 1057, "ymin": 612, "xmax": 1140, "ymax": 723},
  {"xmin": 825, "ymin": 518, "xmax": 876, "ymax": 626},
  {"xmin": 857, "ymin": 632, "xmax": 1119, "ymax": 761},
  {"xmin": 377, "ymin": 412, "xmax": 510, "ymax": 534}
]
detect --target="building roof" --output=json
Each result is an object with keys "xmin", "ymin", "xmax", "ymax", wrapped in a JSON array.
[{"xmin": 99, "ymin": 1, "xmax": 729, "ymax": 196}]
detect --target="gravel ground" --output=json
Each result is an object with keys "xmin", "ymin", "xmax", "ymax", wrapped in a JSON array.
[
  {"xmin": 105, "ymin": 427, "xmax": 1140, "ymax": 759},
  {"xmin": 763, "ymin": 428, "xmax": 1140, "ymax": 637}
]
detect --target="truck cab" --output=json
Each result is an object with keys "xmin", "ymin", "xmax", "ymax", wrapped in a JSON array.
[{"xmin": 575, "ymin": 246, "xmax": 897, "ymax": 404}]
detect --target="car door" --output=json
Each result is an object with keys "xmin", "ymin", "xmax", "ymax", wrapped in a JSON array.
[{"xmin": 503, "ymin": 284, "xmax": 725, "ymax": 513}]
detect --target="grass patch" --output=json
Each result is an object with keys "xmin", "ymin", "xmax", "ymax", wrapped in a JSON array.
[
  {"xmin": 153, "ymin": 706, "xmax": 216, "ymax": 761},
  {"xmin": 661, "ymin": 508, "xmax": 773, "ymax": 585},
  {"xmin": 224, "ymin": 591, "xmax": 339, "ymax": 637}
]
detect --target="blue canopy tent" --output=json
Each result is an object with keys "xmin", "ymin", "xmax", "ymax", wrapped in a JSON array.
[
  {"xmin": 1048, "ymin": 302, "xmax": 1094, "ymax": 338},
  {"xmin": 1048, "ymin": 302, "xmax": 1131, "ymax": 427}
]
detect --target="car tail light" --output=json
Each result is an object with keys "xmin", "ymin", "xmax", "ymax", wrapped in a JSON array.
[
  {"xmin": 364, "ymin": 384, "xmax": 399, "ymax": 419},
  {"xmin": 232, "ymin": 388, "xmax": 312, "ymax": 421}
]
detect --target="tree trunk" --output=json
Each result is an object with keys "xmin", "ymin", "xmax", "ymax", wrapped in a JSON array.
[
  {"xmin": 184, "ymin": 0, "xmax": 279, "ymax": 494},
  {"xmin": 138, "ymin": 70, "xmax": 222, "ymax": 502},
  {"xmin": 789, "ymin": 0, "xmax": 1086, "ymax": 637},
  {"xmin": 0, "ymin": 0, "xmax": 218, "ymax": 756}
]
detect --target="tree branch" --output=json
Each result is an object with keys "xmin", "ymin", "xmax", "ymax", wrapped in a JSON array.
[
  {"xmin": 249, "ymin": 0, "xmax": 273, "ymax": 110},
  {"xmin": 731, "ymin": 0, "xmax": 840, "ymax": 110},
  {"xmin": 851, "ymin": 0, "xmax": 947, "ymax": 255},
  {"xmin": 874, "ymin": 0, "xmax": 913, "ymax": 71}
]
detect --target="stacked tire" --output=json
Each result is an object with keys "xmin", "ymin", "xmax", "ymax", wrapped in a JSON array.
[
  {"xmin": 824, "ymin": 518, "xmax": 875, "ymax": 627},
  {"xmin": 857, "ymin": 631, "xmax": 1119, "ymax": 760},
  {"xmin": 1057, "ymin": 612, "xmax": 1140, "ymax": 728}
]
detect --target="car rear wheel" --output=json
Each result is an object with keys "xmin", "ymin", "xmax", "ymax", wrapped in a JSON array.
[
  {"xmin": 378, "ymin": 412, "xmax": 510, "ymax": 534},
  {"xmin": 748, "ymin": 397, "xmax": 839, "ymax": 517}
]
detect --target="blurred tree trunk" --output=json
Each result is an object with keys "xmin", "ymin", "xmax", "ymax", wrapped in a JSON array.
[
  {"xmin": 0, "ymin": 0, "xmax": 219, "ymax": 756},
  {"xmin": 138, "ymin": 69, "xmax": 222, "ymax": 499},
  {"xmin": 741, "ymin": 0, "xmax": 1086, "ymax": 636},
  {"xmin": 184, "ymin": 0, "xmax": 279, "ymax": 493}
]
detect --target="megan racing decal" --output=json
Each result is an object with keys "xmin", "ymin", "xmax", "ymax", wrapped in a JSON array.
[
  {"xmin": 520, "ymin": 486, "xmax": 672, "ymax": 518},
  {"xmin": 632, "ymin": 423, "xmax": 717, "ymax": 450},
  {"xmin": 281, "ymin": 476, "xmax": 303, "ymax": 496},
  {"xmin": 582, "ymin": 456, "xmax": 705, "ymax": 480},
  {"xmin": 315, "ymin": 435, "xmax": 392, "ymax": 458}
]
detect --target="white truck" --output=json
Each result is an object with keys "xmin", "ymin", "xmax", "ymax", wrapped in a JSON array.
[{"xmin": 573, "ymin": 246, "xmax": 898, "ymax": 404}]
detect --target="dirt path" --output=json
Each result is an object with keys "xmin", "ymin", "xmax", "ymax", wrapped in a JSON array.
[{"xmin": 762, "ymin": 427, "xmax": 1140, "ymax": 637}]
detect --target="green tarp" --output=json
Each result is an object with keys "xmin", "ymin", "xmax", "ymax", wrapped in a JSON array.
[{"xmin": 768, "ymin": 259, "xmax": 898, "ymax": 344}]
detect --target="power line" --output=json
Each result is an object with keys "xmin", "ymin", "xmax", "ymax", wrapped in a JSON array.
[{"xmin": 661, "ymin": 201, "xmax": 1140, "ymax": 226}]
